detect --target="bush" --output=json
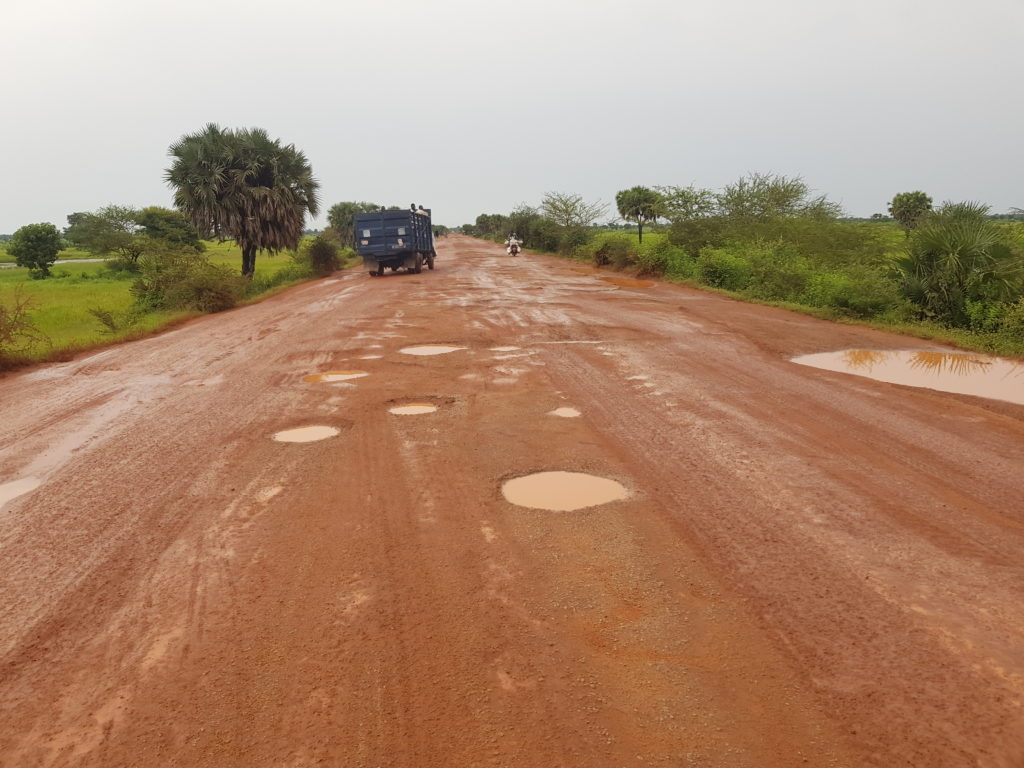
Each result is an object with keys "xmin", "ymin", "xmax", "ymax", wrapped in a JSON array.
[
  {"xmin": 558, "ymin": 227, "xmax": 591, "ymax": 255},
  {"xmin": 131, "ymin": 249, "xmax": 245, "ymax": 313},
  {"xmin": 742, "ymin": 242, "xmax": 813, "ymax": 301},
  {"xmin": 9, "ymin": 223, "xmax": 63, "ymax": 278},
  {"xmin": 0, "ymin": 289, "xmax": 46, "ymax": 364},
  {"xmin": 668, "ymin": 217, "xmax": 727, "ymax": 259},
  {"xmin": 304, "ymin": 234, "xmax": 341, "ymax": 275},
  {"xmin": 635, "ymin": 236, "xmax": 679, "ymax": 276},
  {"xmin": 586, "ymin": 231, "xmax": 635, "ymax": 268},
  {"xmin": 696, "ymin": 247, "xmax": 753, "ymax": 290}
]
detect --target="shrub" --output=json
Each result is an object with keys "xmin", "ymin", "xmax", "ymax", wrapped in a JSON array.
[
  {"xmin": 635, "ymin": 236, "xmax": 678, "ymax": 276},
  {"xmin": 305, "ymin": 234, "xmax": 341, "ymax": 275},
  {"xmin": 587, "ymin": 231, "xmax": 635, "ymax": 268},
  {"xmin": 132, "ymin": 249, "xmax": 245, "ymax": 313},
  {"xmin": 0, "ymin": 289, "xmax": 46, "ymax": 364},
  {"xmin": 668, "ymin": 216, "xmax": 727, "ymax": 259},
  {"xmin": 741, "ymin": 242, "xmax": 813, "ymax": 301},
  {"xmin": 9, "ymin": 223, "xmax": 63, "ymax": 278},
  {"xmin": 696, "ymin": 247, "xmax": 753, "ymax": 290},
  {"xmin": 558, "ymin": 227, "xmax": 591, "ymax": 255}
]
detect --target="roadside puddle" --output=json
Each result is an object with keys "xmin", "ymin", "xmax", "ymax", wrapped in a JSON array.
[
  {"xmin": 389, "ymin": 403, "xmax": 439, "ymax": 415},
  {"xmin": 548, "ymin": 407, "xmax": 581, "ymax": 418},
  {"xmin": 0, "ymin": 477, "xmax": 42, "ymax": 510},
  {"xmin": 792, "ymin": 349, "xmax": 1024, "ymax": 406},
  {"xmin": 303, "ymin": 371, "xmax": 369, "ymax": 383},
  {"xmin": 599, "ymin": 276, "xmax": 655, "ymax": 288},
  {"xmin": 490, "ymin": 346, "xmax": 521, "ymax": 352},
  {"xmin": 399, "ymin": 345, "xmax": 467, "ymax": 356},
  {"xmin": 501, "ymin": 471, "xmax": 628, "ymax": 511},
  {"xmin": 272, "ymin": 426, "xmax": 341, "ymax": 443}
]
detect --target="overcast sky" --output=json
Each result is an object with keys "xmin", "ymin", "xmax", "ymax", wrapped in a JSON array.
[{"xmin": 2, "ymin": 0, "xmax": 1022, "ymax": 232}]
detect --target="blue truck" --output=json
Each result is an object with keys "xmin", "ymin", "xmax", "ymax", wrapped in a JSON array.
[{"xmin": 354, "ymin": 208, "xmax": 437, "ymax": 276}]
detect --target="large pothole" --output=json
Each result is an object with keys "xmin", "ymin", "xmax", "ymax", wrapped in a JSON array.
[
  {"xmin": 501, "ymin": 471, "xmax": 628, "ymax": 511},
  {"xmin": 792, "ymin": 349, "xmax": 1024, "ymax": 406}
]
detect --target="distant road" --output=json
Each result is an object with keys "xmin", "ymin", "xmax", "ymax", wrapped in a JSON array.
[{"xmin": 1, "ymin": 236, "xmax": 1022, "ymax": 767}]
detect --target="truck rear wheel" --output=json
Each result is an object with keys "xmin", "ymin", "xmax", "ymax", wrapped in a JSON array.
[
  {"xmin": 427, "ymin": 251, "xmax": 435, "ymax": 270},
  {"xmin": 413, "ymin": 254, "xmax": 423, "ymax": 274}
]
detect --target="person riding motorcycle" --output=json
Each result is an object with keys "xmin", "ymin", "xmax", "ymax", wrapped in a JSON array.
[{"xmin": 505, "ymin": 233, "xmax": 521, "ymax": 256}]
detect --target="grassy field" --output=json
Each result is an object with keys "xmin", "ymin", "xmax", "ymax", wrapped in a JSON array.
[{"xmin": 0, "ymin": 242, "xmax": 319, "ymax": 365}]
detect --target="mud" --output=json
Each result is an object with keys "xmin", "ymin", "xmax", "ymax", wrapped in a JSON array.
[
  {"xmin": 1, "ymin": 235, "xmax": 1023, "ymax": 767},
  {"xmin": 399, "ymin": 345, "xmax": 466, "ymax": 356},
  {"xmin": 388, "ymin": 404, "xmax": 439, "ymax": 415},
  {"xmin": 0, "ymin": 477, "xmax": 41, "ymax": 510},
  {"xmin": 303, "ymin": 371, "xmax": 369, "ymax": 383},
  {"xmin": 548, "ymin": 407, "xmax": 581, "ymax": 418}
]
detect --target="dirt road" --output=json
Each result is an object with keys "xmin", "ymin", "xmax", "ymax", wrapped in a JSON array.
[{"xmin": 2, "ymin": 236, "xmax": 1022, "ymax": 767}]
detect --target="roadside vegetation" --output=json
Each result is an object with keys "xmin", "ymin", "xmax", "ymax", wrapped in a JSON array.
[
  {"xmin": 464, "ymin": 177, "xmax": 1024, "ymax": 357},
  {"xmin": 0, "ymin": 124, "xmax": 365, "ymax": 371}
]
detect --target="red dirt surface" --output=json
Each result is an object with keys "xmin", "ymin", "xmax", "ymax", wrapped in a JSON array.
[{"xmin": 1, "ymin": 236, "xmax": 1022, "ymax": 767}]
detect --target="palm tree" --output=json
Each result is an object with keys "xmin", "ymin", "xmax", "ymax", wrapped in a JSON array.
[
  {"xmin": 166, "ymin": 124, "xmax": 320, "ymax": 276},
  {"xmin": 615, "ymin": 186, "xmax": 663, "ymax": 243}
]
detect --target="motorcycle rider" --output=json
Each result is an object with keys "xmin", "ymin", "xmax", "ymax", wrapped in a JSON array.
[{"xmin": 505, "ymin": 232, "xmax": 521, "ymax": 256}]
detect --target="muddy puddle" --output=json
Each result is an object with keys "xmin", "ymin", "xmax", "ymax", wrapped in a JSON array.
[
  {"xmin": 501, "ymin": 471, "xmax": 628, "ymax": 511},
  {"xmin": 389, "ymin": 403, "xmax": 439, "ymax": 415},
  {"xmin": 0, "ymin": 477, "xmax": 42, "ymax": 510},
  {"xmin": 599, "ymin": 276, "xmax": 655, "ymax": 288},
  {"xmin": 303, "ymin": 371, "xmax": 369, "ymax": 383},
  {"xmin": 549, "ymin": 407, "xmax": 581, "ymax": 418},
  {"xmin": 399, "ymin": 345, "xmax": 467, "ymax": 356},
  {"xmin": 792, "ymin": 349, "xmax": 1024, "ymax": 406},
  {"xmin": 272, "ymin": 426, "xmax": 340, "ymax": 443}
]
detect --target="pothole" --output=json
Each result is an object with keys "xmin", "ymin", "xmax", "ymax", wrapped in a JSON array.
[
  {"xmin": 792, "ymin": 349, "xmax": 1024, "ymax": 406},
  {"xmin": 549, "ymin": 407, "xmax": 581, "ymax": 418},
  {"xmin": 303, "ymin": 371, "xmax": 369, "ymax": 383},
  {"xmin": 599, "ymin": 276, "xmax": 655, "ymax": 288},
  {"xmin": 0, "ymin": 477, "xmax": 42, "ymax": 510},
  {"xmin": 272, "ymin": 425, "xmax": 341, "ymax": 443},
  {"xmin": 501, "ymin": 471, "xmax": 628, "ymax": 511},
  {"xmin": 399, "ymin": 345, "xmax": 467, "ymax": 356},
  {"xmin": 389, "ymin": 403, "xmax": 439, "ymax": 415}
]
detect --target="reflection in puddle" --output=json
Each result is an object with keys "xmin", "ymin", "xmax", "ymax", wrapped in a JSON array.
[
  {"xmin": 399, "ymin": 345, "xmax": 467, "ymax": 356},
  {"xmin": 0, "ymin": 477, "xmax": 42, "ymax": 510},
  {"xmin": 599, "ymin": 276, "xmax": 655, "ymax": 288},
  {"xmin": 303, "ymin": 371, "xmax": 369, "ymax": 383},
  {"xmin": 792, "ymin": 349, "xmax": 1024, "ymax": 406},
  {"xmin": 502, "ymin": 471, "xmax": 629, "ymax": 511},
  {"xmin": 273, "ymin": 426, "xmax": 341, "ymax": 443},
  {"xmin": 389, "ymin": 403, "xmax": 439, "ymax": 415},
  {"xmin": 549, "ymin": 407, "xmax": 581, "ymax": 418}
]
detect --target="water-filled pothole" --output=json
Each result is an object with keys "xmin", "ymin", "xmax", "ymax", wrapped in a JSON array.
[
  {"xmin": 389, "ymin": 403, "xmax": 439, "ymax": 415},
  {"xmin": 501, "ymin": 471, "xmax": 628, "ymax": 511},
  {"xmin": 399, "ymin": 345, "xmax": 467, "ymax": 356},
  {"xmin": 549, "ymin": 407, "xmax": 581, "ymax": 418},
  {"xmin": 792, "ymin": 349, "xmax": 1024, "ymax": 406},
  {"xmin": 273, "ymin": 425, "xmax": 340, "ymax": 443},
  {"xmin": 599, "ymin": 276, "xmax": 655, "ymax": 288},
  {"xmin": 303, "ymin": 371, "xmax": 369, "ymax": 383},
  {"xmin": 0, "ymin": 477, "xmax": 41, "ymax": 510}
]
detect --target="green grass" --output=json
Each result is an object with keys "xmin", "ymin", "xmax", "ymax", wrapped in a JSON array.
[{"xmin": 0, "ymin": 241, "xmax": 334, "ymax": 368}]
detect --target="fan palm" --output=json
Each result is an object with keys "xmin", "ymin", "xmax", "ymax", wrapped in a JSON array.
[{"xmin": 166, "ymin": 124, "xmax": 320, "ymax": 276}]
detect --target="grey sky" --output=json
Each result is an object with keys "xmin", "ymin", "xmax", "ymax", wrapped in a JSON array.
[{"xmin": 3, "ymin": 0, "xmax": 1022, "ymax": 232}]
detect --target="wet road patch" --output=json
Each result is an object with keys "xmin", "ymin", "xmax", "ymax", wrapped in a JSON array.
[
  {"xmin": 303, "ymin": 371, "xmax": 369, "ymax": 383},
  {"xmin": 0, "ymin": 477, "xmax": 42, "ymax": 510},
  {"xmin": 389, "ymin": 403, "xmax": 439, "ymax": 415},
  {"xmin": 272, "ymin": 426, "xmax": 341, "ymax": 443},
  {"xmin": 792, "ymin": 349, "xmax": 1024, "ymax": 406},
  {"xmin": 548, "ymin": 407, "xmax": 581, "ymax": 418},
  {"xmin": 400, "ymin": 345, "xmax": 467, "ymax": 356},
  {"xmin": 501, "ymin": 471, "xmax": 628, "ymax": 511},
  {"xmin": 599, "ymin": 276, "xmax": 655, "ymax": 288}
]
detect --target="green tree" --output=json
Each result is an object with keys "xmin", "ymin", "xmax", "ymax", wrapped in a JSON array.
[
  {"xmin": 166, "ymin": 123, "xmax": 320, "ymax": 277},
  {"xmin": 540, "ymin": 192, "xmax": 608, "ymax": 228},
  {"xmin": 327, "ymin": 201, "xmax": 379, "ymax": 236},
  {"xmin": 655, "ymin": 185, "xmax": 718, "ymax": 222},
  {"xmin": 888, "ymin": 191, "xmax": 933, "ymax": 231},
  {"xmin": 9, "ymin": 222, "xmax": 63, "ymax": 277},
  {"xmin": 717, "ymin": 173, "xmax": 841, "ymax": 221},
  {"xmin": 615, "ymin": 186, "xmax": 663, "ymax": 243},
  {"xmin": 137, "ymin": 206, "xmax": 202, "ymax": 250}
]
